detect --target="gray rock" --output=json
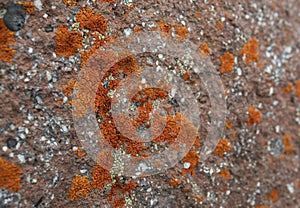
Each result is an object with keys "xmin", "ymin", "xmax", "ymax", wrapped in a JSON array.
[{"xmin": 3, "ymin": 3, "xmax": 27, "ymax": 31}]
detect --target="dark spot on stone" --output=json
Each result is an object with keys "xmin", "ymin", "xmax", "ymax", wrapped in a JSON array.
[
  {"xmin": 3, "ymin": 3, "xmax": 27, "ymax": 31},
  {"xmin": 8, "ymin": 83, "xmax": 14, "ymax": 91},
  {"xmin": 45, "ymin": 24, "xmax": 53, "ymax": 33},
  {"xmin": 6, "ymin": 137, "xmax": 17, "ymax": 148},
  {"xmin": 34, "ymin": 195, "xmax": 44, "ymax": 207}
]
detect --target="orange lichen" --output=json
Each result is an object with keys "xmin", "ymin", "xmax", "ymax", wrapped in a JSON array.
[
  {"xmin": 0, "ymin": 18, "xmax": 15, "ymax": 62},
  {"xmin": 76, "ymin": 8, "xmax": 108, "ymax": 35},
  {"xmin": 256, "ymin": 206, "xmax": 270, "ymax": 208},
  {"xmin": 266, "ymin": 189, "xmax": 279, "ymax": 202},
  {"xmin": 69, "ymin": 175, "xmax": 91, "ymax": 200},
  {"xmin": 113, "ymin": 197, "xmax": 125, "ymax": 208},
  {"xmin": 283, "ymin": 134, "xmax": 293, "ymax": 154},
  {"xmin": 169, "ymin": 178, "xmax": 181, "ymax": 186},
  {"xmin": 193, "ymin": 135, "xmax": 201, "ymax": 148},
  {"xmin": 298, "ymin": 182, "xmax": 300, "ymax": 187},
  {"xmin": 181, "ymin": 150, "xmax": 200, "ymax": 175},
  {"xmin": 23, "ymin": 2, "xmax": 35, "ymax": 15},
  {"xmin": 225, "ymin": 121, "xmax": 232, "ymax": 129},
  {"xmin": 295, "ymin": 80, "xmax": 300, "ymax": 98},
  {"xmin": 0, "ymin": 158, "xmax": 23, "ymax": 192},
  {"xmin": 283, "ymin": 82, "xmax": 293, "ymax": 93},
  {"xmin": 62, "ymin": 0, "xmax": 79, "ymax": 6},
  {"xmin": 73, "ymin": 147, "xmax": 86, "ymax": 158},
  {"xmin": 62, "ymin": 79, "xmax": 76, "ymax": 96},
  {"xmin": 108, "ymin": 179, "xmax": 137, "ymax": 202},
  {"xmin": 55, "ymin": 26, "xmax": 83, "ymax": 57},
  {"xmin": 240, "ymin": 38, "xmax": 259, "ymax": 64},
  {"xmin": 91, "ymin": 164, "xmax": 112, "ymax": 190},
  {"xmin": 199, "ymin": 42, "xmax": 210, "ymax": 58},
  {"xmin": 173, "ymin": 25, "xmax": 188, "ymax": 40},
  {"xmin": 133, "ymin": 26, "xmax": 142, "ymax": 34},
  {"xmin": 225, "ymin": 12, "xmax": 231, "ymax": 19},
  {"xmin": 195, "ymin": 11, "xmax": 201, "ymax": 19},
  {"xmin": 159, "ymin": 21, "xmax": 171, "ymax": 34},
  {"xmin": 246, "ymin": 106, "xmax": 262, "ymax": 126},
  {"xmin": 218, "ymin": 21, "xmax": 224, "ymax": 30},
  {"xmin": 219, "ymin": 169, "xmax": 231, "ymax": 179},
  {"xmin": 220, "ymin": 52, "xmax": 234, "ymax": 74},
  {"xmin": 196, "ymin": 196, "xmax": 202, "ymax": 202},
  {"xmin": 214, "ymin": 138, "xmax": 231, "ymax": 157}
]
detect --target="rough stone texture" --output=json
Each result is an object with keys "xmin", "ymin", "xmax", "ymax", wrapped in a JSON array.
[{"xmin": 0, "ymin": 0, "xmax": 299, "ymax": 207}]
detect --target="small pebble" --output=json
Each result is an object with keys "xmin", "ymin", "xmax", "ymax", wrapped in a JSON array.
[{"xmin": 7, "ymin": 137, "xmax": 17, "ymax": 148}]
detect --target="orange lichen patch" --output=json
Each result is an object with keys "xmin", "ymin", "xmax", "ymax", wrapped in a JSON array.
[
  {"xmin": 0, "ymin": 158, "xmax": 23, "ymax": 192},
  {"xmin": 246, "ymin": 106, "xmax": 262, "ymax": 126},
  {"xmin": 240, "ymin": 38, "xmax": 259, "ymax": 64},
  {"xmin": 181, "ymin": 150, "xmax": 200, "ymax": 175},
  {"xmin": 108, "ymin": 179, "xmax": 137, "ymax": 202},
  {"xmin": 199, "ymin": 42, "xmax": 210, "ymax": 58},
  {"xmin": 298, "ymin": 182, "xmax": 300, "ymax": 187},
  {"xmin": 151, "ymin": 114, "xmax": 182, "ymax": 144},
  {"xmin": 55, "ymin": 26, "xmax": 83, "ymax": 57},
  {"xmin": 159, "ymin": 21, "xmax": 171, "ymax": 34},
  {"xmin": 283, "ymin": 82, "xmax": 293, "ymax": 93},
  {"xmin": 220, "ymin": 52, "xmax": 234, "ymax": 74},
  {"xmin": 62, "ymin": 0, "xmax": 79, "ymax": 6},
  {"xmin": 225, "ymin": 12, "xmax": 231, "ymax": 19},
  {"xmin": 196, "ymin": 196, "xmax": 202, "ymax": 202},
  {"xmin": 73, "ymin": 147, "xmax": 86, "ymax": 158},
  {"xmin": 217, "ymin": 21, "xmax": 224, "ymax": 30},
  {"xmin": 76, "ymin": 8, "xmax": 108, "ymax": 35},
  {"xmin": 266, "ymin": 189, "xmax": 279, "ymax": 202},
  {"xmin": 219, "ymin": 169, "xmax": 231, "ymax": 179},
  {"xmin": 295, "ymin": 80, "xmax": 300, "ymax": 98},
  {"xmin": 225, "ymin": 121, "xmax": 232, "ymax": 129},
  {"xmin": 113, "ymin": 197, "xmax": 125, "ymax": 208},
  {"xmin": 256, "ymin": 206, "xmax": 270, "ymax": 208},
  {"xmin": 0, "ymin": 18, "xmax": 15, "ymax": 62},
  {"xmin": 195, "ymin": 11, "xmax": 201, "ymax": 19},
  {"xmin": 23, "ymin": 2, "xmax": 35, "ymax": 15},
  {"xmin": 214, "ymin": 138, "xmax": 231, "ymax": 157},
  {"xmin": 283, "ymin": 134, "xmax": 293, "ymax": 154},
  {"xmin": 183, "ymin": 71, "xmax": 189, "ymax": 81},
  {"xmin": 193, "ymin": 135, "xmax": 201, "ymax": 148},
  {"xmin": 133, "ymin": 26, "xmax": 142, "ymax": 34},
  {"xmin": 169, "ymin": 178, "xmax": 181, "ymax": 186},
  {"xmin": 91, "ymin": 164, "xmax": 112, "ymax": 189},
  {"xmin": 69, "ymin": 175, "xmax": 91, "ymax": 200},
  {"xmin": 173, "ymin": 25, "xmax": 188, "ymax": 40},
  {"xmin": 62, "ymin": 79, "xmax": 76, "ymax": 96}
]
